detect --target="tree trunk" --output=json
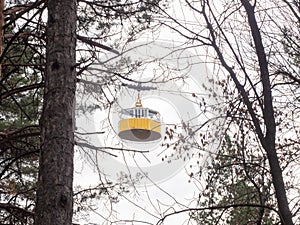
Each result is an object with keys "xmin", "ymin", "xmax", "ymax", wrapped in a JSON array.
[
  {"xmin": 0, "ymin": 0, "xmax": 4, "ymax": 79},
  {"xmin": 241, "ymin": 1, "xmax": 294, "ymax": 224},
  {"xmin": 34, "ymin": 0, "xmax": 77, "ymax": 224}
]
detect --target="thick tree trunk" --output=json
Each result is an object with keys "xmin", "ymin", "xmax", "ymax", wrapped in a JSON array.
[
  {"xmin": 34, "ymin": 0, "xmax": 77, "ymax": 224},
  {"xmin": 0, "ymin": 0, "xmax": 4, "ymax": 79}
]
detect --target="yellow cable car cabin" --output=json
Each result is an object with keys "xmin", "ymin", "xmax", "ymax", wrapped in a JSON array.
[{"xmin": 118, "ymin": 94, "xmax": 161, "ymax": 142}]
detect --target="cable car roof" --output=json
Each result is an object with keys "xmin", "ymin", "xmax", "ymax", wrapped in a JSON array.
[{"xmin": 121, "ymin": 107, "xmax": 159, "ymax": 115}]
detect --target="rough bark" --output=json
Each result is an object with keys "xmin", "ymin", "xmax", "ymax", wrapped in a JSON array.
[
  {"xmin": 34, "ymin": 0, "xmax": 77, "ymax": 224},
  {"xmin": 0, "ymin": 0, "xmax": 4, "ymax": 78}
]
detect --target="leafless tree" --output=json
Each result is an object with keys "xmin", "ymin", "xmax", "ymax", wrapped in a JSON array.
[{"xmin": 153, "ymin": 0, "xmax": 299, "ymax": 224}]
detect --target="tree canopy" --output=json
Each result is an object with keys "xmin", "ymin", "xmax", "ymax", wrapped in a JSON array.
[{"xmin": 0, "ymin": 0, "xmax": 299, "ymax": 225}]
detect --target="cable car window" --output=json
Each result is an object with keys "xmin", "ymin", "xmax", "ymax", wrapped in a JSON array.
[
  {"xmin": 149, "ymin": 109, "xmax": 158, "ymax": 115},
  {"xmin": 121, "ymin": 109, "xmax": 129, "ymax": 118},
  {"xmin": 149, "ymin": 112, "xmax": 153, "ymax": 119}
]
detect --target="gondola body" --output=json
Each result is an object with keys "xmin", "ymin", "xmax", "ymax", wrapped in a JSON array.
[{"xmin": 118, "ymin": 97, "xmax": 161, "ymax": 142}]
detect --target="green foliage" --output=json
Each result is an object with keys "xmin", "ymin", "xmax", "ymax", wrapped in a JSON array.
[
  {"xmin": 192, "ymin": 134, "xmax": 277, "ymax": 225},
  {"xmin": 1, "ymin": 0, "xmax": 169, "ymax": 224},
  {"xmin": 0, "ymin": 28, "xmax": 43, "ymax": 130},
  {"xmin": 0, "ymin": 26, "xmax": 42, "ymax": 224}
]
